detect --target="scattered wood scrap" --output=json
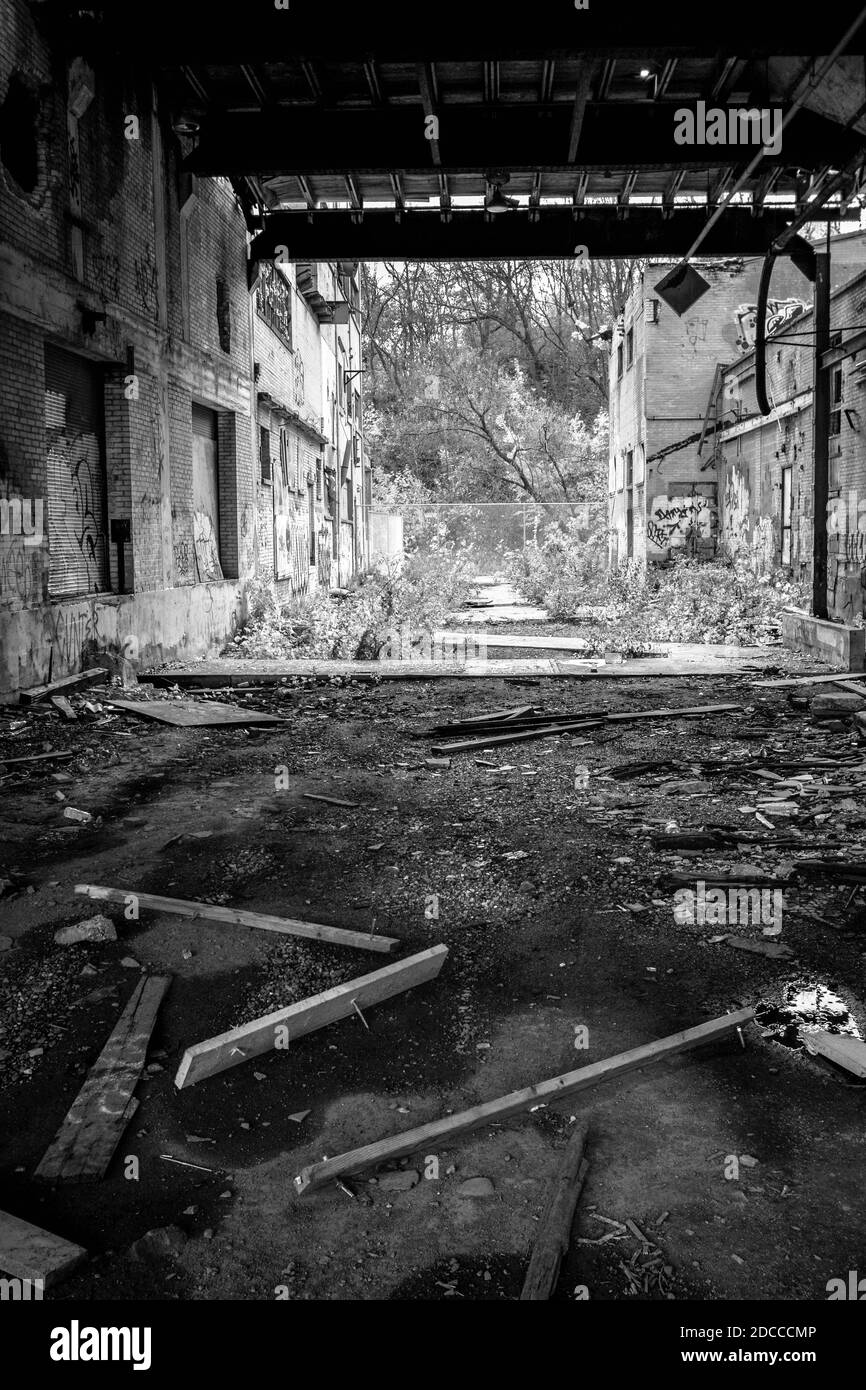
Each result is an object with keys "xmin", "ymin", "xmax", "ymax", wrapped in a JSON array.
[
  {"xmin": 294, "ymin": 1007, "xmax": 755, "ymax": 1194},
  {"xmin": 431, "ymin": 721, "xmax": 604, "ymax": 755},
  {"xmin": 19, "ymin": 667, "xmax": 107, "ymax": 705},
  {"xmin": 752, "ymin": 672, "xmax": 866, "ymax": 689},
  {"xmin": 0, "ymin": 750, "xmax": 74, "ymax": 768},
  {"xmin": 302, "ymin": 793, "xmax": 360, "ymax": 808},
  {"xmin": 104, "ymin": 698, "xmax": 285, "ymax": 727},
  {"xmin": 520, "ymin": 1120, "xmax": 590, "ymax": 1300},
  {"xmin": 0, "ymin": 1210, "xmax": 87, "ymax": 1288},
  {"xmin": 437, "ymin": 630, "xmax": 592, "ymax": 653},
  {"xmin": 667, "ymin": 871, "xmax": 789, "ymax": 888},
  {"xmin": 427, "ymin": 702, "xmax": 743, "ymax": 755},
  {"xmin": 454, "ymin": 705, "xmax": 539, "ymax": 724},
  {"xmin": 794, "ymin": 859, "xmax": 866, "ymax": 882},
  {"xmin": 35, "ymin": 974, "xmax": 171, "ymax": 1183},
  {"xmin": 724, "ymin": 936, "xmax": 793, "ymax": 960},
  {"xmin": 605, "ymin": 702, "xmax": 742, "ymax": 725},
  {"xmin": 802, "ymin": 1030, "xmax": 866, "ymax": 1077},
  {"xmin": 75, "ymin": 884, "xmax": 398, "ymax": 954},
  {"xmin": 175, "ymin": 944, "xmax": 448, "ymax": 1088},
  {"xmin": 49, "ymin": 695, "xmax": 78, "ymax": 721}
]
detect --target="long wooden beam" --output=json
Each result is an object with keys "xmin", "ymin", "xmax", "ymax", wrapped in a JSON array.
[
  {"xmin": 175, "ymin": 944, "xmax": 448, "ymax": 1088},
  {"xmin": 431, "ymin": 720, "xmax": 603, "ymax": 755},
  {"xmin": 75, "ymin": 884, "xmax": 398, "ymax": 954},
  {"xmin": 520, "ymin": 1120, "xmax": 590, "ymax": 1300},
  {"xmin": 294, "ymin": 1008, "xmax": 755, "ymax": 1193},
  {"xmin": 35, "ymin": 975, "xmax": 171, "ymax": 1183},
  {"xmin": 752, "ymin": 671, "xmax": 866, "ymax": 689}
]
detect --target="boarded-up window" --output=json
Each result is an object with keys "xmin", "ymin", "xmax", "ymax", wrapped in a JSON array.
[
  {"xmin": 216, "ymin": 278, "xmax": 231, "ymax": 353},
  {"xmin": 256, "ymin": 261, "xmax": 292, "ymax": 348},
  {"xmin": 260, "ymin": 425, "xmax": 271, "ymax": 484},
  {"xmin": 191, "ymin": 403, "xmax": 223, "ymax": 581},
  {"xmin": 44, "ymin": 344, "xmax": 109, "ymax": 598}
]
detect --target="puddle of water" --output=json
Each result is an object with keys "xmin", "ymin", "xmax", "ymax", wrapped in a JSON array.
[{"xmin": 756, "ymin": 979, "xmax": 862, "ymax": 1049}]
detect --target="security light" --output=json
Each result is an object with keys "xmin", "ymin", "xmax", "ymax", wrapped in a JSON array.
[{"xmin": 485, "ymin": 171, "xmax": 518, "ymax": 214}]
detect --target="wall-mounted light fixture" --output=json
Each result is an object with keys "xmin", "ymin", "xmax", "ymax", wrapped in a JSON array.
[{"xmin": 484, "ymin": 171, "xmax": 518, "ymax": 214}]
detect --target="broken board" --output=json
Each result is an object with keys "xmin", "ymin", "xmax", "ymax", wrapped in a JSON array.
[
  {"xmin": 752, "ymin": 672, "xmax": 866, "ymax": 689},
  {"xmin": 50, "ymin": 695, "xmax": 78, "ymax": 721},
  {"xmin": 104, "ymin": 698, "xmax": 285, "ymax": 727},
  {"xmin": 295, "ymin": 1007, "xmax": 755, "ymax": 1193},
  {"xmin": 75, "ymin": 884, "xmax": 398, "ymax": 953},
  {"xmin": 803, "ymin": 1030, "xmax": 866, "ymax": 1077},
  {"xmin": 175, "ymin": 943, "xmax": 448, "ymax": 1088},
  {"xmin": 520, "ymin": 1120, "xmax": 590, "ymax": 1300},
  {"xmin": 0, "ymin": 1210, "xmax": 87, "ymax": 1288},
  {"xmin": 431, "ymin": 720, "xmax": 603, "ymax": 755},
  {"xmin": 19, "ymin": 667, "xmax": 107, "ymax": 705},
  {"xmin": 724, "ymin": 936, "xmax": 794, "ymax": 959},
  {"xmin": 35, "ymin": 974, "xmax": 171, "ymax": 1183}
]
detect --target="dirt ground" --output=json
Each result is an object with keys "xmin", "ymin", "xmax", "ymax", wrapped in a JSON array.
[{"xmin": 1, "ymin": 663, "xmax": 864, "ymax": 1301}]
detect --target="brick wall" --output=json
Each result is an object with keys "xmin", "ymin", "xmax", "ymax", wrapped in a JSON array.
[
  {"xmin": 714, "ymin": 267, "xmax": 866, "ymax": 619},
  {"xmin": 0, "ymin": 0, "xmax": 364, "ymax": 695},
  {"xmin": 609, "ymin": 234, "xmax": 866, "ymax": 569}
]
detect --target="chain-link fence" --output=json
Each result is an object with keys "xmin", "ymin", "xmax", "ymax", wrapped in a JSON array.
[{"xmin": 401, "ymin": 501, "xmax": 607, "ymax": 576}]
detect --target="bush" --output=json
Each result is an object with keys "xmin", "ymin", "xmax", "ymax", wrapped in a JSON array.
[
  {"xmin": 227, "ymin": 546, "xmax": 472, "ymax": 662},
  {"xmin": 510, "ymin": 542, "xmax": 807, "ymax": 655}
]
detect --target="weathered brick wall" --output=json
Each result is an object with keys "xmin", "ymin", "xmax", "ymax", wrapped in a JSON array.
[
  {"xmin": 609, "ymin": 236, "xmax": 866, "ymax": 570},
  {"xmin": 715, "ymin": 266, "xmax": 866, "ymax": 620},
  {"xmin": 0, "ymin": 1, "xmax": 293, "ymax": 692}
]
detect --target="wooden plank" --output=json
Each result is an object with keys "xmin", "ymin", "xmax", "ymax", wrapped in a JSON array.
[
  {"xmin": 75, "ymin": 884, "xmax": 399, "ymax": 954},
  {"xmin": 752, "ymin": 672, "xmax": 866, "ymax": 689},
  {"xmin": 294, "ymin": 1007, "xmax": 755, "ymax": 1194},
  {"xmin": 0, "ymin": 1210, "xmax": 87, "ymax": 1288},
  {"xmin": 605, "ymin": 702, "xmax": 742, "ymax": 723},
  {"xmin": 520, "ymin": 1120, "xmax": 590, "ymax": 1301},
  {"xmin": 49, "ymin": 695, "xmax": 78, "ymax": 721},
  {"xmin": 436, "ymin": 630, "xmax": 592, "ymax": 653},
  {"xmin": 431, "ymin": 720, "xmax": 603, "ymax": 755},
  {"xmin": 0, "ymin": 750, "xmax": 74, "ymax": 768},
  {"xmin": 803, "ymin": 1030, "xmax": 866, "ymax": 1076},
  {"xmin": 302, "ymin": 793, "xmax": 360, "ymax": 808},
  {"xmin": 19, "ymin": 667, "xmax": 107, "ymax": 704},
  {"xmin": 104, "ymin": 698, "xmax": 285, "ymax": 727},
  {"xmin": 455, "ymin": 705, "xmax": 538, "ymax": 724},
  {"xmin": 428, "ymin": 710, "xmax": 605, "ymax": 733},
  {"xmin": 175, "ymin": 944, "xmax": 448, "ymax": 1088},
  {"xmin": 35, "ymin": 975, "xmax": 171, "ymax": 1183}
]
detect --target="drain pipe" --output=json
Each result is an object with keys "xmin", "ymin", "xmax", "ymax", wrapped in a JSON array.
[{"xmin": 755, "ymin": 234, "xmax": 816, "ymax": 417}]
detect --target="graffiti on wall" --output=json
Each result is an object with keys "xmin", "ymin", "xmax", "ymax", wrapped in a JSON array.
[
  {"xmin": 44, "ymin": 602, "xmax": 101, "ymax": 670},
  {"xmin": 733, "ymin": 299, "xmax": 807, "ymax": 354},
  {"xmin": 173, "ymin": 535, "xmax": 195, "ymax": 584},
  {"xmin": 721, "ymin": 463, "xmax": 778, "ymax": 574},
  {"xmin": 47, "ymin": 436, "xmax": 108, "ymax": 597},
  {"xmin": 0, "ymin": 538, "xmax": 43, "ymax": 609},
  {"xmin": 193, "ymin": 510, "xmax": 223, "ymax": 582},
  {"xmin": 647, "ymin": 491, "xmax": 717, "ymax": 553},
  {"xmin": 133, "ymin": 244, "xmax": 158, "ymax": 316},
  {"xmin": 685, "ymin": 317, "xmax": 708, "ymax": 348}
]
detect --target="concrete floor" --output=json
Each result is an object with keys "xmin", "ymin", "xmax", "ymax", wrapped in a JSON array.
[{"xmin": 0, "ymin": 669, "xmax": 864, "ymax": 1300}]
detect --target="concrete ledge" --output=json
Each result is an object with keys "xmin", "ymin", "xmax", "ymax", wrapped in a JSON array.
[{"xmin": 781, "ymin": 611, "xmax": 866, "ymax": 671}]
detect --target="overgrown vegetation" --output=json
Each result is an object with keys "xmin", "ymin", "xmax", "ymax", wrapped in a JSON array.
[
  {"xmin": 509, "ymin": 543, "xmax": 807, "ymax": 656},
  {"xmin": 227, "ymin": 531, "xmax": 472, "ymax": 662}
]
